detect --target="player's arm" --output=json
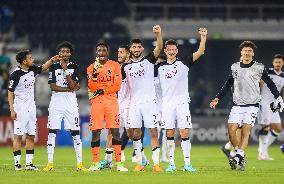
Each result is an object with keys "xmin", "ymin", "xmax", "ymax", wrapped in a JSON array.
[
  {"xmin": 7, "ymin": 72, "xmax": 20, "ymax": 120},
  {"xmin": 210, "ymin": 74, "xmax": 234, "ymax": 109},
  {"xmin": 59, "ymin": 60, "xmax": 78, "ymax": 91},
  {"xmin": 42, "ymin": 55, "xmax": 60, "ymax": 71},
  {"xmin": 48, "ymin": 63, "xmax": 72, "ymax": 92},
  {"xmin": 259, "ymin": 80, "xmax": 264, "ymax": 88},
  {"xmin": 193, "ymin": 28, "xmax": 207, "ymax": 62},
  {"xmin": 262, "ymin": 69, "xmax": 284, "ymax": 112},
  {"xmin": 104, "ymin": 64, "xmax": 122, "ymax": 94},
  {"xmin": 261, "ymin": 69, "xmax": 280, "ymax": 99},
  {"xmin": 152, "ymin": 25, "xmax": 163, "ymax": 58},
  {"xmin": 7, "ymin": 91, "xmax": 16, "ymax": 120}
]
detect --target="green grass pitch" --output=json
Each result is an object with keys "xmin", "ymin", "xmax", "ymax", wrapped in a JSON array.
[{"xmin": 0, "ymin": 145, "xmax": 283, "ymax": 184}]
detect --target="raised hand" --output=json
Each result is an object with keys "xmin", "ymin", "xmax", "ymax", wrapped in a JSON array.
[
  {"xmin": 198, "ymin": 28, "xmax": 208, "ymax": 37},
  {"xmin": 153, "ymin": 25, "xmax": 162, "ymax": 34},
  {"xmin": 50, "ymin": 55, "xmax": 61, "ymax": 63}
]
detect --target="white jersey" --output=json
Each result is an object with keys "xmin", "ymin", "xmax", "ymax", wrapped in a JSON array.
[
  {"xmin": 157, "ymin": 56, "xmax": 194, "ymax": 103},
  {"xmin": 122, "ymin": 52, "xmax": 157, "ymax": 104},
  {"xmin": 260, "ymin": 68, "xmax": 284, "ymax": 105},
  {"xmin": 8, "ymin": 65, "xmax": 42, "ymax": 109},
  {"xmin": 118, "ymin": 78, "xmax": 130, "ymax": 110},
  {"xmin": 48, "ymin": 61, "xmax": 79, "ymax": 109}
]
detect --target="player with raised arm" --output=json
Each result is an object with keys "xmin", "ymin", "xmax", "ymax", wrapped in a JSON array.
[
  {"xmin": 122, "ymin": 25, "xmax": 163, "ymax": 172},
  {"xmin": 156, "ymin": 28, "xmax": 207, "ymax": 172},
  {"xmin": 8, "ymin": 50, "xmax": 59, "ymax": 170},
  {"xmin": 43, "ymin": 41, "xmax": 88, "ymax": 172},
  {"xmin": 210, "ymin": 41, "xmax": 284, "ymax": 171}
]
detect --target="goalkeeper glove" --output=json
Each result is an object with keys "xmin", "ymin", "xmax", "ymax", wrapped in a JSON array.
[{"xmin": 88, "ymin": 89, "xmax": 104, "ymax": 99}]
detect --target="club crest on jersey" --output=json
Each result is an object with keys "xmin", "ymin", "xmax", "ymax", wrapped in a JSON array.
[{"xmin": 108, "ymin": 70, "xmax": 112, "ymax": 75}]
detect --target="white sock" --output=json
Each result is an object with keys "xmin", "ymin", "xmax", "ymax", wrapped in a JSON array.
[
  {"xmin": 161, "ymin": 130, "xmax": 167, "ymax": 159},
  {"xmin": 47, "ymin": 132, "xmax": 56, "ymax": 163},
  {"xmin": 181, "ymin": 138, "xmax": 191, "ymax": 166},
  {"xmin": 26, "ymin": 150, "xmax": 34, "ymax": 165},
  {"xmin": 259, "ymin": 134, "xmax": 268, "ymax": 154},
  {"xmin": 167, "ymin": 138, "xmax": 175, "ymax": 166},
  {"xmin": 230, "ymin": 147, "xmax": 238, "ymax": 157},
  {"xmin": 133, "ymin": 139, "xmax": 142, "ymax": 165},
  {"xmin": 105, "ymin": 148, "xmax": 113, "ymax": 162},
  {"xmin": 224, "ymin": 142, "xmax": 231, "ymax": 150},
  {"xmin": 142, "ymin": 148, "xmax": 148, "ymax": 161},
  {"xmin": 236, "ymin": 149, "xmax": 245, "ymax": 157},
  {"xmin": 152, "ymin": 147, "xmax": 160, "ymax": 165},
  {"xmin": 234, "ymin": 149, "xmax": 245, "ymax": 163},
  {"xmin": 13, "ymin": 150, "xmax": 21, "ymax": 165},
  {"xmin": 72, "ymin": 135, "xmax": 82, "ymax": 163},
  {"xmin": 265, "ymin": 130, "xmax": 279, "ymax": 149}
]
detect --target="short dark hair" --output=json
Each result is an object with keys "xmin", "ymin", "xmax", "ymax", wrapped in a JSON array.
[
  {"xmin": 57, "ymin": 41, "xmax": 74, "ymax": 53},
  {"xmin": 16, "ymin": 50, "xmax": 30, "ymax": 64},
  {"xmin": 273, "ymin": 54, "xmax": 284, "ymax": 61},
  {"xmin": 239, "ymin": 41, "xmax": 257, "ymax": 51},
  {"xmin": 118, "ymin": 45, "xmax": 130, "ymax": 53},
  {"xmin": 96, "ymin": 42, "xmax": 109, "ymax": 51},
  {"xmin": 165, "ymin": 39, "xmax": 178, "ymax": 47},
  {"xmin": 130, "ymin": 39, "xmax": 143, "ymax": 46}
]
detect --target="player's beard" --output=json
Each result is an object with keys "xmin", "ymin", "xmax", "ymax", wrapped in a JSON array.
[
  {"xmin": 132, "ymin": 52, "xmax": 142, "ymax": 59},
  {"xmin": 275, "ymin": 67, "xmax": 281, "ymax": 72}
]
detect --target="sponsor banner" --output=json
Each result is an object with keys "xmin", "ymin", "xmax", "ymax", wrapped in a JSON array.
[
  {"xmin": 2, "ymin": 116, "xmax": 283, "ymax": 147},
  {"xmin": 190, "ymin": 116, "xmax": 284, "ymax": 144}
]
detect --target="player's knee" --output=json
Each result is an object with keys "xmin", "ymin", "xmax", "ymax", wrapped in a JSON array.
[
  {"xmin": 166, "ymin": 129, "xmax": 175, "ymax": 137},
  {"xmin": 259, "ymin": 127, "xmax": 269, "ymax": 136},
  {"xmin": 127, "ymin": 130, "xmax": 134, "ymax": 140},
  {"xmin": 92, "ymin": 130, "xmax": 101, "ymax": 142},
  {"xmin": 149, "ymin": 128, "xmax": 158, "ymax": 138},
  {"xmin": 26, "ymin": 134, "xmax": 35, "ymax": 140},
  {"xmin": 110, "ymin": 128, "xmax": 119, "ymax": 139},
  {"xmin": 14, "ymin": 135, "xmax": 22, "ymax": 141},
  {"xmin": 91, "ymin": 140, "xmax": 100, "ymax": 148},
  {"xmin": 179, "ymin": 129, "xmax": 189, "ymax": 138},
  {"xmin": 273, "ymin": 126, "xmax": 282, "ymax": 133},
  {"xmin": 133, "ymin": 129, "xmax": 142, "ymax": 139},
  {"xmin": 112, "ymin": 138, "xmax": 121, "ymax": 145},
  {"xmin": 228, "ymin": 128, "xmax": 236, "ymax": 136}
]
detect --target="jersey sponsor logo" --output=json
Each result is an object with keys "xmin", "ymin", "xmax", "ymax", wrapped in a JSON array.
[
  {"xmin": 129, "ymin": 68, "xmax": 145, "ymax": 78},
  {"xmin": 164, "ymin": 69, "xmax": 178, "ymax": 78},
  {"xmin": 97, "ymin": 75, "xmax": 112, "ymax": 83}
]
